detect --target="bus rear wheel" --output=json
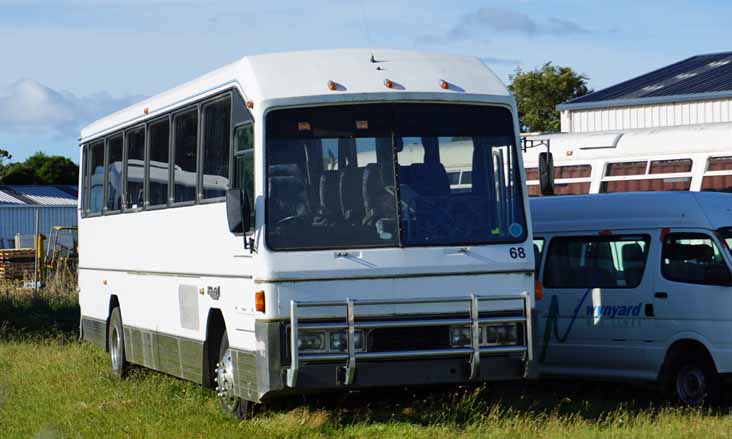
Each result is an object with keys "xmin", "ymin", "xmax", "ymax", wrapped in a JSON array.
[
  {"xmin": 215, "ymin": 330, "xmax": 251, "ymax": 419},
  {"xmin": 108, "ymin": 307, "xmax": 127, "ymax": 379}
]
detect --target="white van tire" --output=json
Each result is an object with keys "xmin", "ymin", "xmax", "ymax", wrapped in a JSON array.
[{"xmin": 668, "ymin": 355, "xmax": 721, "ymax": 406}]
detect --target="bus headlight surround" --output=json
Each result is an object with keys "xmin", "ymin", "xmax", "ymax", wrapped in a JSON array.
[
  {"xmin": 450, "ymin": 326, "xmax": 472, "ymax": 347},
  {"xmin": 329, "ymin": 330, "xmax": 364, "ymax": 351},
  {"xmin": 450, "ymin": 323, "xmax": 521, "ymax": 347},
  {"xmin": 298, "ymin": 332, "xmax": 326, "ymax": 351}
]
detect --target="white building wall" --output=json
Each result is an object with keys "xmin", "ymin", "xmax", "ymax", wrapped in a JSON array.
[{"xmin": 561, "ymin": 98, "xmax": 732, "ymax": 133}]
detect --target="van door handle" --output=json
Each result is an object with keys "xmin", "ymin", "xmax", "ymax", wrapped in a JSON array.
[{"xmin": 654, "ymin": 292, "xmax": 668, "ymax": 299}]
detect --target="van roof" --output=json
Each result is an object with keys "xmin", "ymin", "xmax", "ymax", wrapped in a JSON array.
[
  {"xmin": 530, "ymin": 192, "xmax": 732, "ymax": 234},
  {"xmin": 80, "ymin": 49, "xmax": 509, "ymax": 142}
]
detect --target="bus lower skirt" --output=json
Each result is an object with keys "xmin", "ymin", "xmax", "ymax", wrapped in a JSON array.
[{"xmin": 287, "ymin": 355, "xmax": 525, "ymax": 390}]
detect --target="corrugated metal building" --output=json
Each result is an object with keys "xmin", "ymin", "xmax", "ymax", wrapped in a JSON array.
[
  {"xmin": 0, "ymin": 185, "xmax": 78, "ymax": 248},
  {"xmin": 558, "ymin": 51, "xmax": 732, "ymax": 133}
]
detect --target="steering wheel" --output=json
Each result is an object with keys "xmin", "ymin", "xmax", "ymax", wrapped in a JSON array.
[{"xmin": 274, "ymin": 215, "xmax": 305, "ymax": 227}]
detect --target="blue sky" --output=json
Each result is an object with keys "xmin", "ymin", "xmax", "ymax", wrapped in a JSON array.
[{"xmin": 1, "ymin": 0, "xmax": 731, "ymax": 162}]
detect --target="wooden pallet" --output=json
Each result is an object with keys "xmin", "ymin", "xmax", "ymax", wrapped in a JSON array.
[{"xmin": 0, "ymin": 249, "xmax": 36, "ymax": 280}]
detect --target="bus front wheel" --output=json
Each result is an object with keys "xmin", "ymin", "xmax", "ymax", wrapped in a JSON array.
[{"xmin": 215, "ymin": 330, "xmax": 251, "ymax": 419}]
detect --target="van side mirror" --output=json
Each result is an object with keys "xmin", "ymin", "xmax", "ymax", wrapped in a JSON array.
[
  {"xmin": 539, "ymin": 152, "xmax": 555, "ymax": 196},
  {"xmin": 226, "ymin": 188, "xmax": 250, "ymax": 234}
]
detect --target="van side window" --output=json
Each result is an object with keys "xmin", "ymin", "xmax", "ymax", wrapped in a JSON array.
[
  {"xmin": 544, "ymin": 235, "xmax": 650, "ymax": 289},
  {"xmin": 661, "ymin": 233, "xmax": 732, "ymax": 285}
]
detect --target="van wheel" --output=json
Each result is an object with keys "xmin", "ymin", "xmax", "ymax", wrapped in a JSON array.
[
  {"xmin": 215, "ymin": 330, "xmax": 251, "ymax": 419},
  {"xmin": 670, "ymin": 356, "xmax": 720, "ymax": 406},
  {"xmin": 108, "ymin": 307, "xmax": 127, "ymax": 379}
]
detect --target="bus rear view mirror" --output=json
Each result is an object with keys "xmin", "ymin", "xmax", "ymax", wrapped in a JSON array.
[
  {"xmin": 539, "ymin": 152, "xmax": 555, "ymax": 196},
  {"xmin": 226, "ymin": 188, "xmax": 251, "ymax": 234}
]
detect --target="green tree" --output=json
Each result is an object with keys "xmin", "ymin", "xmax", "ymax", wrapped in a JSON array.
[
  {"xmin": 0, "ymin": 149, "xmax": 10, "ymax": 164},
  {"xmin": 0, "ymin": 151, "xmax": 79, "ymax": 185},
  {"xmin": 509, "ymin": 63, "xmax": 591, "ymax": 133}
]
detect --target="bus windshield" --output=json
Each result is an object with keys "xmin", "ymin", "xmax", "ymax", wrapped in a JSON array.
[{"xmin": 265, "ymin": 103, "xmax": 526, "ymax": 251}]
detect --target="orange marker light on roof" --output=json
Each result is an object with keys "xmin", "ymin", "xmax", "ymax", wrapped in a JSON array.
[
  {"xmin": 384, "ymin": 79, "xmax": 394, "ymax": 89},
  {"xmin": 327, "ymin": 80, "xmax": 337, "ymax": 91},
  {"xmin": 439, "ymin": 79, "xmax": 449, "ymax": 90},
  {"xmin": 143, "ymin": 107, "xmax": 150, "ymax": 115},
  {"xmin": 598, "ymin": 229, "xmax": 613, "ymax": 236},
  {"xmin": 255, "ymin": 290, "xmax": 265, "ymax": 313},
  {"xmin": 246, "ymin": 100, "xmax": 254, "ymax": 109}
]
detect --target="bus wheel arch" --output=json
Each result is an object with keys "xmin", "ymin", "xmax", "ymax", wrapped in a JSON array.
[
  {"xmin": 659, "ymin": 339, "xmax": 721, "ymax": 405},
  {"xmin": 203, "ymin": 308, "xmax": 226, "ymax": 389}
]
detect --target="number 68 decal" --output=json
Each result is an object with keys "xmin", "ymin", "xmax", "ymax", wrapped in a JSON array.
[{"xmin": 509, "ymin": 247, "xmax": 526, "ymax": 259}]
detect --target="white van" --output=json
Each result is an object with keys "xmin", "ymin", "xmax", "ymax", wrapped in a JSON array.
[{"xmin": 531, "ymin": 192, "xmax": 732, "ymax": 404}]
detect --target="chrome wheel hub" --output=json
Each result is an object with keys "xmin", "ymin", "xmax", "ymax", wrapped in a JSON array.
[
  {"xmin": 110, "ymin": 326, "xmax": 121, "ymax": 370},
  {"xmin": 676, "ymin": 365, "xmax": 707, "ymax": 405},
  {"xmin": 215, "ymin": 348, "xmax": 237, "ymax": 409}
]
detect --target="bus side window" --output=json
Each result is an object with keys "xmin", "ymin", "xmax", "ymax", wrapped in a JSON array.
[
  {"xmin": 148, "ymin": 119, "xmax": 170, "ymax": 207},
  {"xmin": 105, "ymin": 134, "xmax": 124, "ymax": 212},
  {"xmin": 125, "ymin": 127, "xmax": 146, "ymax": 209},
  {"xmin": 233, "ymin": 123, "xmax": 254, "ymax": 232},
  {"xmin": 173, "ymin": 109, "xmax": 198, "ymax": 204},
  {"xmin": 201, "ymin": 97, "xmax": 231, "ymax": 200},
  {"xmin": 88, "ymin": 141, "xmax": 105, "ymax": 214}
]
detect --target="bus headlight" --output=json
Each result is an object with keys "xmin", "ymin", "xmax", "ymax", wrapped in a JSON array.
[
  {"xmin": 329, "ymin": 330, "xmax": 364, "ymax": 351},
  {"xmin": 483, "ymin": 324, "xmax": 519, "ymax": 346},
  {"xmin": 298, "ymin": 332, "xmax": 326, "ymax": 351},
  {"xmin": 450, "ymin": 326, "xmax": 472, "ymax": 347}
]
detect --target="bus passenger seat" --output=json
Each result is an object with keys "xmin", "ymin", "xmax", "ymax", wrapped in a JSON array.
[
  {"xmin": 404, "ymin": 163, "xmax": 450, "ymax": 196},
  {"xmin": 622, "ymin": 243, "xmax": 645, "ymax": 286},
  {"xmin": 268, "ymin": 164, "xmax": 311, "ymax": 223},
  {"xmin": 362, "ymin": 164, "xmax": 394, "ymax": 226},
  {"xmin": 340, "ymin": 167, "xmax": 365, "ymax": 224},
  {"xmin": 319, "ymin": 170, "xmax": 342, "ymax": 221}
]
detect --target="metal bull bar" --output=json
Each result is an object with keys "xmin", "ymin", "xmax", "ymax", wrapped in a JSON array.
[{"xmin": 285, "ymin": 292, "xmax": 532, "ymax": 388}]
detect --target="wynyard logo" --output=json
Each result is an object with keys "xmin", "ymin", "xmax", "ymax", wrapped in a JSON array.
[{"xmin": 585, "ymin": 303, "xmax": 642, "ymax": 318}]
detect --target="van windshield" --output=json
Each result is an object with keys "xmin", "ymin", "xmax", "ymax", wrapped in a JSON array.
[
  {"xmin": 265, "ymin": 103, "xmax": 526, "ymax": 251},
  {"xmin": 721, "ymin": 228, "xmax": 732, "ymax": 254}
]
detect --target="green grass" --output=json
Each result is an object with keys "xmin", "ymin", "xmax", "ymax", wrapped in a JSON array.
[{"xmin": 2, "ymin": 287, "xmax": 732, "ymax": 438}]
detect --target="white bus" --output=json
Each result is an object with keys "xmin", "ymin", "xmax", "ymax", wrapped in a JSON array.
[
  {"xmin": 531, "ymin": 192, "xmax": 732, "ymax": 405},
  {"xmin": 78, "ymin": 49, "xmax": 536, "ymax": 418},
  {"xmin": 521, "ymin": 123, "xmax": 732, "ymax": 196}
]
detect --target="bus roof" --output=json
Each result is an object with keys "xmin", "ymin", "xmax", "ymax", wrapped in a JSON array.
[
  {"xmin": 81, "ymin": 49, "xmax": 509, "ymax": 142},
  {"xmin": 531, "ymin": 192, "xmax": 732, "ymax": 233},
  {"xmin": 523, "ymin": 122, "xmax": 732, "ymax": 165}
]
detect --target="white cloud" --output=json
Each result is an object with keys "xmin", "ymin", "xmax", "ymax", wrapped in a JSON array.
[
  {"xmin": 0, "ymin": 79, "xmax": 144, "ymax": 141},
  {"xmin": 416, "ymin": 7, "xmax": 590, "ymax": 46}
]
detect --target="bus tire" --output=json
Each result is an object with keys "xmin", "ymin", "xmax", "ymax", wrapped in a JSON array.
[
  {"xmin": 215, "ymin": 330, "xmax": 251, "ymax": 419},
  {"xmin": 108, "ymin": 307, "xmax": 127, "ymax": 379},
  {"xmin": 668, "ymin": 354, "xmax": 721, "ymax": 406}
]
